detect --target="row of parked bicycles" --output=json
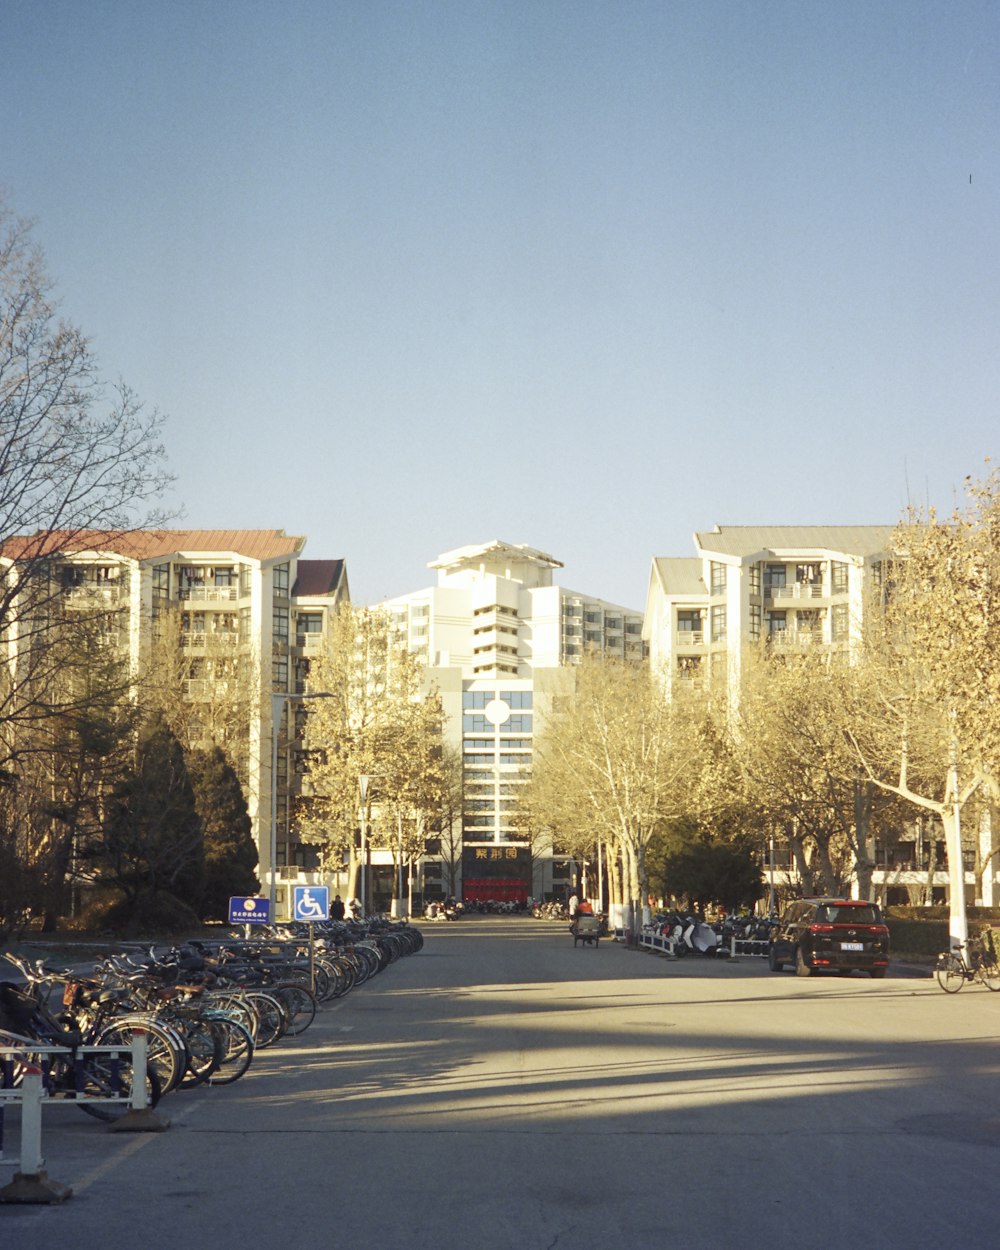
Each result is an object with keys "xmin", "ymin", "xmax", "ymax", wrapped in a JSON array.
[{"xmin": 0, "ymin": 917, "xmax": 423, "ymax": 1125}]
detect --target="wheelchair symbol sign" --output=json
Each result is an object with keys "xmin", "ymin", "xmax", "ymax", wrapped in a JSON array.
[{"xmin": 293, "ymin": 885, "xmax": 329, "ymax": 922}]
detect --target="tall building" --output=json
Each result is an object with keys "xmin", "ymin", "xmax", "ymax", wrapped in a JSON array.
[
  {"xmin": 383, "ymin": 539, "xmax": 645, "ymax": 904},
  {"xmin": 641, "ymin": 524, "xmax": 991, "ymax": 907},
  {"xmin": 0, "ymin": 528, "xmax": 349, "ymax": 910},
  {"xmin": 643, "ymin": 525, "xmax": 896, "ymax": 693}
]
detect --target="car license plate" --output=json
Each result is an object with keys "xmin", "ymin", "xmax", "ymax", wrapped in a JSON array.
[{"xmin": 841, "ymin": 942, "xmax": 864, "ymax": 951}]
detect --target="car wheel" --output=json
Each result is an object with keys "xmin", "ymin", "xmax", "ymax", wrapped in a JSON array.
[
  {"xmin": 768, "ymin": 945, "xmax": 784, "ymax": 973},
  {"xmin": 795, "ymin": 945, "xmax": 813, "ymax": 977}
]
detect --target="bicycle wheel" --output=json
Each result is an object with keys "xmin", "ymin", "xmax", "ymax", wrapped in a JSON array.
[
  {"xmin": 244, "ymin": 991, "xmax": 287, "ymax": 1048},
  {"xmin": 935, "ymin": 954, "xmax": 965, "ymax": 993},
  {"xmin": 978, "ymin": 960, "xmax": 1000, "ymax": 991},
  {"xmin": 97, "ymin": 1018, "xmax": 188, "ymax": 1093},
  {"xmin": 75, "ymin": 1048, "xmax": 163, "ymax": 1122},
  {"xmin": 176, "ymin": 1017, "xmax": 224, "ymax": 1088},
  {"xmin": 272, "ymin": 982, "xmax": 317, "ymax": 1036},
  {"xmin": 206, "ymin": 1016, "xmax": 255, "ymax": 1085}
]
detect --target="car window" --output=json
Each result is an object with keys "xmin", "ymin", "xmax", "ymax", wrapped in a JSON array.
[{"xmin": 829, "ymin": 905, "xmax": 881, "ymax": 924}]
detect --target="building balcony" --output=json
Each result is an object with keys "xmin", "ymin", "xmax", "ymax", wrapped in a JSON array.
[
  {"xmin": 63, "ymin": 583, "xmax": 126, "ymax": 604},
  {"xmin": 180, "ymin": 631, "xmax": 240, "ymax": 649},
  {"xmin": 766, "ymin": 583, "xmax": 828, "ymax": 604},
  {"xmin": 178, "ymin": 585, "xmax": 238, "ymax": 602},
  {"xmin": 674, "ymin": 630, "xmax": 705, "ymax": 649}
]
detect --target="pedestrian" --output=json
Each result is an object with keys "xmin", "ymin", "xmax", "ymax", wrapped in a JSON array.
[
  {"xmin": 331, "ymin": 893, "xmax": 345, "ymax": 921},
  {"xmin": 568, "ymin": 891, "xmax": 579, "ymax": 918}
]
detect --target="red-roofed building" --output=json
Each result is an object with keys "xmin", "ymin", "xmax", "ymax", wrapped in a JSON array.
[{"xmin": 1, "ymin": 528, "xmax": 349, "ymax": 909}]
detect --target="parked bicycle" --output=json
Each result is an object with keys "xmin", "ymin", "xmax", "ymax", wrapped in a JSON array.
[{"xmin": 935, "ymin": 930, "xmax": 1000, "ymax": 993}]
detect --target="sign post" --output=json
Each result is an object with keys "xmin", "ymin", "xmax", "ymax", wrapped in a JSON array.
[{"xmin": 292, "ymin": 887, "xmax": 330, "ymax": 993}]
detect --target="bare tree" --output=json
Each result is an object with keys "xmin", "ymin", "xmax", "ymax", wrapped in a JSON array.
[{"xmin": 0, "ymin": 196, "xmax": 172, "ymax": 937}]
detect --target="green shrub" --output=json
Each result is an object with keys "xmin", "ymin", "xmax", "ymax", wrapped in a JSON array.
[{"xmin": 886, "ymin": 918, "xmax": 949, "ymax": 956}]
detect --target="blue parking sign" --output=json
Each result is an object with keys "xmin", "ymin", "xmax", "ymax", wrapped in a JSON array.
[
  {"xmin": 293, "ymin": 885, "xmax": 330, "ymax": 922},
  {"xmin": 229, "ymin": 896, "xmax": 271, "ymax": 925}
]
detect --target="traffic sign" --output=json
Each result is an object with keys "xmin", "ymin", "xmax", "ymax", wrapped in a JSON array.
[
  {"xmin": 293, "ymin": 885, "xmax": 330, "ymax": 922},
  {"xmin": 229, "ymin": 896, "xmax": 271, "ymax": 925}
]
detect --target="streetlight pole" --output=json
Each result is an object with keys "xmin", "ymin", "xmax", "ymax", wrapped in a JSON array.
[
  {"xmin": 269, "ymin": 691, "xmax": 334, "ymax": 914},
  {"xmin": 357, "ymin": 773, "xmax": 386, "ymax": 917}
]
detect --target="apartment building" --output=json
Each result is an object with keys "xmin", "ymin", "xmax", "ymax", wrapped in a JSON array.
[
  {"xmin": 383, "ymin": 539, "xmax": 645, "ymax": 905},
  {"xmin": 642, "ymin": 524, "xmax": 996, "ymax": 907},
  {"xmin": 0, "ymin": 528, "xmax": 349, "ymax": 909},
  {"xmin": 643, "ymin": 525, "xmax": 896, "ymax": 693}
]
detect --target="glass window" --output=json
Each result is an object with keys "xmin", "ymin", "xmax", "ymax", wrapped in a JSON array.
[
  {"xmin": 749, "ymin": 603, "xmax": 761, "ymax": 641},
  {"xmin": 710, "ymin": 605, "xmax": 727, "ymax": 643},
  {"xmin": 765, "ymin": 564, "xmax": 786, "ymax": 589},
  {"xmin": 506, "ymin": 715, "xmax": 532, "ymax": 732},
  {"xmin": 710, "ymin": 562, "xmax": 726, "ymax": 595},
  {"xmin": 463, "ymin": 715, "xmax": 490, "ymax": 733},
  {"xmin": 273, "ymin": 606, "xmax": 289, "ymax": 641},
  {"xmin": 273, "ymin": 563, "xmax": 290, "ymax": 596},
  {"xmin": 767, "ymin": 611, "xmax": 787, "ymax": 635},
  {"xmin": 832, "ymin": 561, "xmax": 849, "ymax": 594},
  {"xmin": 832, "ymin": 603, "xmax": 849, "ymax": 640},
  {"xmin": 501, "ymin": 691, "xmax": 532, "ymax": 709},
  {"xmin": 749, "ymin": 564, "xmax": 761, "ymax": 596},
  {"xmin": 297, "ymin": 612, "xmax": 323, "ymax": 634},
  {"xmin": 677, "ymin": 610, "xmax": 701, "ymax": 632}
]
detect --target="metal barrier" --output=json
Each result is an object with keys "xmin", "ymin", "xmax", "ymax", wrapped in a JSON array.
[{"xmin": 0, "ymin": 1031, "xmax": 163, "ymax": 1204}]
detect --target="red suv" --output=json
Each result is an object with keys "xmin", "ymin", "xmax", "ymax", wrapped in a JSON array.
[{"xmin": 768, "ymin": 898, "xmax": 890, "ymax": 978}]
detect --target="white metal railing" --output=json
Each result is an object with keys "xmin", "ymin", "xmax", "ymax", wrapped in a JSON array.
[
  {"xmin": 296, "ymin": 633, "xmax": 323, "ymax": 650},
  {"xmin": 178, "ymin": 586, "xmax": 237, "ymax": 602},
  {"xmin": 63, "ymin": 584, "xmax": 125, "ymax": 603},
  {"xmin": 766, "ymin": 583, "xmax": 825, "ymax": 602},
  {"xmin": 0, "ymin": 1032, "xmax": 157, "ymax": 1198},
  {"xmin": 675, "ymin": 630, "xmax": 705, "ymax": 647}
]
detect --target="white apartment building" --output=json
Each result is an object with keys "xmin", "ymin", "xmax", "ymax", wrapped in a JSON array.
[
  {"xmin": 643, "ymin": 525, "xmax": 895, "ymax": 693},
  {"xmin": 0, "ymin": 528, "xmax": 349, "ymax": 911},
  {"xmin": 383, "ymin": 539, "xmax": 645, "ymax": 905},
  {"xmin": 642, "ymin": 524, "xmax": 992, "ymax": 907}
]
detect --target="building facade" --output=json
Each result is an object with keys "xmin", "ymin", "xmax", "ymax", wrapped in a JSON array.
[
  {"xmin": 642, "ymin": 524, "xmax": 993, "ymax": 907},
  {"xmin": 643, "ymin": 525, "xmax": 896, "ymax": 694},
  {"xmin": 0, "ymin": 528, "xmax": 349, "ymax": 912},
  {"xmin": 383, "ymin": 539, "xmax": 645, "ymax": 905}
]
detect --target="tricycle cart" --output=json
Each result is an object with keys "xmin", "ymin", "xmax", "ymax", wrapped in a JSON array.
[{"xmin": 571, "ymin": 913, "xmax": 602, "ymax": 947}]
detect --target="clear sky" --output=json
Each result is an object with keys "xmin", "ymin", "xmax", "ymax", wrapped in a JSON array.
[{"xmin": 3, "ymin": 1, "xmax": 997, "ymax": 609}]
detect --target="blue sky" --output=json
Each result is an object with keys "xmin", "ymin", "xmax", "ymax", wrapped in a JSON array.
[{"xmin": 3, "ymin": 1, "xmax": 997, "ymax": 609}]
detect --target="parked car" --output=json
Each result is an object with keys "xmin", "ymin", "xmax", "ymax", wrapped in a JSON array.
[{"xmin": 768, "ymin": 898, "xmax": 890, "ymax": 978}]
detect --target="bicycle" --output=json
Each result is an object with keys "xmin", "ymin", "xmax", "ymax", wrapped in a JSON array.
[{"xmin": 935, "ymin": 936, "xmax": 1000, "ymax": 993}]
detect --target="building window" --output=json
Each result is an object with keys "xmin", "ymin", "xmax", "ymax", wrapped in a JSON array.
[
  {"xmin": 710, "ymin": 562, "xmax": 726, "ymax": 595},
  {"xmin": 767, "ymin": 611, "xmax": 787, "ymax": 636},
  {"xmin": 765, "ymin": 564, "xmax": 786, "ymax": 591},
  {"xmin": 832, "ymin": 603, "xmax": 849, "ymax": 640},
  {"xmin": 797, "ymin": 563, "xmax": 821, "ymax": 585},
  {"xmin": 749, "ymin": 603, "xmax": 761, "ymax": 641},
  {"xmin": 153, "ymin": 563, "xmax": 170, "ymax": 601},
  {"xmin": 832, "ymin": 561, "xmax": 849, "ymax": 594},
  {"xmin": 710, "ymin": 605, "xmax": 727, "ymax": 643},
  {"xmin": 677, "ymin": 610, "xmax": 702, "ymax": 633},
  {"xmin": 240, "ymin": 564, "xmax": 253, "ymax": 597},
  {"xmin": 297, "ymin": 612, "xmax": 323, "ymax": 635},
  {"xmin": 273, "ymin": 606, "xmax": 289, "ymax": 642},
  {"xmin": 273, "ymin": 657, "xmax": 289, "ymax": 688},
  {"xmin": 273, "ymin": 564, "xmax": 290, "ymax": 597},
  {"xmin": 749, "ymin": 564, "xmax": 761, "ymax": 596}
]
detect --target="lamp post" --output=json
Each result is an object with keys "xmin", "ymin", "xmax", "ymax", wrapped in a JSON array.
[
  {"xmin": 269, "ymin": 691, "xmax": 334, "ymax": 913},
  {"xmin": 357, "ymin": 773, "xmax": 386, "ymax": 917}
]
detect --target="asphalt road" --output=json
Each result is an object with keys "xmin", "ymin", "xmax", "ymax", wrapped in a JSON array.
[{"xmin": 2, "ymin": 918, "xmax": 999, "ymax": 1249}]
